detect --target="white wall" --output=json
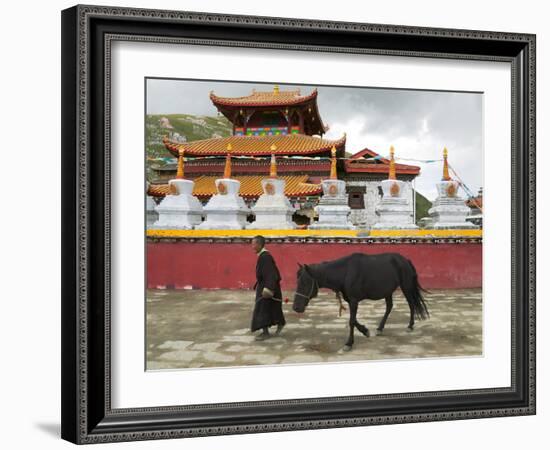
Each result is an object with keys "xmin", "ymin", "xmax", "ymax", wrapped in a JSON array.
[{"xmin": 0, "ymin": 0, "xmax": 545, "ymax": 449}]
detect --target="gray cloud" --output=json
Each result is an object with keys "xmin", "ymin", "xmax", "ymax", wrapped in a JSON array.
[{"xmin": 146, "ymin": 78, "xmax": 482, "ymax": 201}]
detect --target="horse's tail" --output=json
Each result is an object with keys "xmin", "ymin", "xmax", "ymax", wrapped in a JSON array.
[{"xmin": 402, "ymin": 258, "xmax": 430, "ymax": 320}]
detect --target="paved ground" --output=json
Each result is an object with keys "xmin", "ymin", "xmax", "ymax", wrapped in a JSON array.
[{"xmin": 146, "ymin": 288, "xmax": 482, "ymax": 370}]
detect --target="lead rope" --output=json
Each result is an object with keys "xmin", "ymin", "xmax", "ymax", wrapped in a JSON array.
[
  {"xmin": 335, "ymin": 291, "xmax": 347, "ymax": 317},
  {"xmin": 294, "ymin": 276, "xmax": 344, "ymax": 317}
]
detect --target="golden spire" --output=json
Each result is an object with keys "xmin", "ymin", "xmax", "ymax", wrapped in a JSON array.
[
  {"xmin": 270, "ymin": 146, "xmax": 278, "ymax": 178},
  {"xmin": 330, "ymin": 146, "xmax": 338, "ymax": 180},
  {"xmin": 176, "ymin": 148, "xmax": 185, "ymax": 179},
  {"xmin": 388, "ymin": 145, "xmax": 396, "ymax": 180},
  {"xmin": 224, "ymin": 143, "xmax": 232, "ymax": 179},
  {"xmin": 273, "ymin": 85, "xmax": 280, "ymax": 95},
  {"xmin": 224, "ymin": 154, "xmax": 232, "ymax": 179},
  {"xmin": 442, "ymin": 147, "xmax": 451, "ymax": 181}
]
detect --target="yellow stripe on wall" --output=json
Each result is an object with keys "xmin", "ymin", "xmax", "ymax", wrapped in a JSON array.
[
  {"xmin": 368, "ymin": 229, "xmax": 482, "ymax": 237},
  {"xmin": 146, "ymin": 229, "xmax": 482, "ymax": 239}
]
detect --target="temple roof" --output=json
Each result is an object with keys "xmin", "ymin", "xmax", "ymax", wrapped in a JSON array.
[
  {"xmin": 209, "ymin": 86, "xmax": 327, "ymax": 136},
  {"xmin": 163, "ymin": 134, "xmax": 346, "ymax": 157},
  {"xmin": 345, "ymin": 147, "xmax": 420, "ymax": 176},
  {"xmin": 466, "ymin": 196, "xmax": 483, "ymax": 209},
  {"xmin": 148, "ymin": 175, "xmax": 322, "ymax": 198},
  {"xmin": 210, "ymin": 88, "xmax": 317, "ymax": 107}
]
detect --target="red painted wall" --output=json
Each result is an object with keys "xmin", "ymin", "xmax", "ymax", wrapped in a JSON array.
[{"xmin": 147, "ymin": 241, "xmax": 482, "ymax": 290}]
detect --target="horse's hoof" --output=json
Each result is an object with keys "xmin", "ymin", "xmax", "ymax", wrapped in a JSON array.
[
  {"xmin": 376, "ymin": 329, "xmax": 383, "ymax": 335},
  {"xmin": 407, "ymin": 326, "xmax": 414, "ymax": 332},
  {"xmin": 342, "ymin": 345, "xmax": 353, "ymax": 352},
  {"xmin": 357, "ymin": 326, "xmax": 370, "ymax": 337}
]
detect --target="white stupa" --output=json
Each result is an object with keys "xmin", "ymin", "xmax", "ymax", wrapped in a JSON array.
[
  {"xmin": 309, "ymin": 146, "xmax": 355, "ymax": 230},
  {"xmin": 372, "ymin": 146, "xmax": 418, "ymax": 230},
  {"xmin": 146, "ymin": 181, "xmax": 158, "ymax": 227},
  {"xmin": 247, "ymin": 151, "xmax": 296, "ymax": 229},
  {"xmin": 428, "ymin": 148, "xmax": 477, "ymax": 229},
  {"xmin": 197, "ymin": 147, "xmax": 251, "ymax": 229},
  {"xmin": 152, "ymin": 150, "xmax": 203, "ymax": 229}
]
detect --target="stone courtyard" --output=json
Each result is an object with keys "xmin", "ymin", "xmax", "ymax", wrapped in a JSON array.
[{"xmin": 146, "ymin": 288, "xmax": 482, "ymax": 370}]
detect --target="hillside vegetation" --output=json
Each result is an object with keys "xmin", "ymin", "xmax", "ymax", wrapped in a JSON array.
[
  {"xmin": 146, "ymin": 114, "xmax": 232, "ymax": 177},
  {"xmin": 415, "ymin": 191, "xmax": 432, "ymax": 224}
]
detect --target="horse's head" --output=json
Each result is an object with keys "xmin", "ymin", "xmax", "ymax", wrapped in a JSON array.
[{"xmin": 293, "ymin": 263, "xmax": 319, "ymax": 313}]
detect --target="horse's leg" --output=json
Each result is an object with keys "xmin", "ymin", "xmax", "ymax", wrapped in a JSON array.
[
  {"xmin": 343, "ymin": 300, "xmax": 358, "ymax": 352},
  {"xmin": 377, "ymin": 295, "xmax": 393, "ymax": 334},
  {"xmin": 407, "ymin": 300, "xmax": 415, "ymax": 331},
  {"xmin": 354, "ymin": 302, "xmax": 370, "ymax": 338}
]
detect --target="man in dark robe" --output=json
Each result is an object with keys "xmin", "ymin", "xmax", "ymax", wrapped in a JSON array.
[{"xmin": 250, "ymin": 235, "xmax": 286, "ymax": 340}]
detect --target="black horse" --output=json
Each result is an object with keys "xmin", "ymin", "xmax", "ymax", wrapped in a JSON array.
[{"xmin": 293, "ymin": 252, "xmax": 429, "ymax": 351}]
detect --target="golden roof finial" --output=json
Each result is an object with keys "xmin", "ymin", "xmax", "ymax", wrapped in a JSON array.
[
  {"xmin": 273, "ymin": 85, "xmax": 280, "ymax": 95},
  {"xmin": 330, "ymin": 146, "xmax": 338, "ymax": 180},
  {"xmin": 176, "ymin": 148, "xmax": 185, "ymax": 179},
  {"xmin": 442, "ymin": 147, "xmax": 451, "ymax": 181},
  {"xmin": 270, "ymin": 153, "xmax": 278, "ymax": 178},
  {"xmin": 388, "ymin": 145, "xmax": 396, "ymax": 180}
]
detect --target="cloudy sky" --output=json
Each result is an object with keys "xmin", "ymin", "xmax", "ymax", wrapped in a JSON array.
[{"xmin": 147, "ymin": 78, "xmax": 483, "ymax": 201}]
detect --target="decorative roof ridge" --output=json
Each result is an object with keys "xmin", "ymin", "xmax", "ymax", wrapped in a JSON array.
[
  {"xmin": 347, "ymin": 159, "xmax": 420, "ymax": 170},
  {"xmin": 209, "ymin": 88, "xmax": 318, "ymax": 106},
  {"xmin": 164, "ymin": 133, "xmax": 344, "ymax": 143}
]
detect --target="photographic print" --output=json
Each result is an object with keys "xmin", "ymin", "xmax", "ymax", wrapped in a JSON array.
[{"xmin": 145, "ymin": 79, "xmax": 483, "ymax": 370}]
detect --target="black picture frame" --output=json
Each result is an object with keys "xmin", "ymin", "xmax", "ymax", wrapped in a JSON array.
[{"xmin": 61, "ymin": 4, "xmax": 536, "ymax": 444}]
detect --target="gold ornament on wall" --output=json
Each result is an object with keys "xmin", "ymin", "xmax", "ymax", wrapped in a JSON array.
[
  {"xmin": 446, "ymin": 182, "xmax": 457, "ymax": 197},
  {"xmin": 217, "ymin": 181, "xmax": 228, "ymax": 195},
  {"xmin": 390, "ymin": 181, "xmax": 401, "ymax": 197}
]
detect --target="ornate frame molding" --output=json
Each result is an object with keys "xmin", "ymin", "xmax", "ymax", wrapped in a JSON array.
[{"xmin": 61, "ymin": 4, "xmax": 535, "ymax": 444}]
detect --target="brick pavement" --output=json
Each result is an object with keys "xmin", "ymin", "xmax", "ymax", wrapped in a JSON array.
[{"xmin": 146, "ymin": 288, "xmax": 482, "ymax": 370}]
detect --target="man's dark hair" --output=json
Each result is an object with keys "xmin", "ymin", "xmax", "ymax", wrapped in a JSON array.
[{"xmin": 253, "ymin": 235, "xmax": 266, "ymax": 248}]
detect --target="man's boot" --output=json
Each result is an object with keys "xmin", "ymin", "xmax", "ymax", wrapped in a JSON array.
[{"xmin": 255, "ymin": 327, "xmax": 270, "ymax": 341}]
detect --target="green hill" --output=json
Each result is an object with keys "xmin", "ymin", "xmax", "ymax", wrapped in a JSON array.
[
  {"xmin": 415, "ymin": 191, "xmax": 432, "ymax": 225},
  {"xmin": 146, "ymin": 114, "xmax": 232, "ymax": 178}
]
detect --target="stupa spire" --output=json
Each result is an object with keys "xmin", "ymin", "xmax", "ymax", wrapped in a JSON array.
[
  {"xmin": 388, "ymin": 146, "xmax": 396, "ymax": 180},
  {"xmin": 224, "ymin": 143, "xmax": 232, "ymax": 178},
  {"xmin": 442, "ymin": 147, "xmax": 451, "ymax": 181},
  {"xmin": 176, "ymin": 148, "xmax": 185, "ymax": 179},
  {"xmin": 269, "ymin": 145, "xmax": 278, "ymax": 178},
  {"xmin": 330, "ymin": 146, "xmax": 338, "ymax": 180}
]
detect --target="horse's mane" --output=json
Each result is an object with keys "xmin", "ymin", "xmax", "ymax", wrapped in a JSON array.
[
  {"xmin": 299, "ymin": 253, "xmax": 368, "ymax": 279},
  {"xmin": 317, "ymin": 253, "xmax": 360, "ymax": 268}
]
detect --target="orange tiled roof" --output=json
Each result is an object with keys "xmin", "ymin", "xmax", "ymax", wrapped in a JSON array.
[
  {"xmin": 210, "ymin": 88, "xmax": 317, "ymax": 107},
  {"xmin": 345, "ymin": 147, "xmax": 420, "ymax": 175},
  {"xmin": 466, "ymin": 196, "xmax": 483, "ymax": 209},
  {"xmin": 148, "ymin": 175, "xmax": 322, "ymax": 198},
  {"xmin": 163, "ymin": 134, "xmax": 346, "ymax": 157},
  {"xmin": 148, "ymin": 184, "xmax": 171, "ymax": 197}
]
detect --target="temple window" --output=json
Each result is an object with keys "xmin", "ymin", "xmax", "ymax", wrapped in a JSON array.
[{"xmin": 349, "ymin": 192, "xmax": 365, "ymax": 209}]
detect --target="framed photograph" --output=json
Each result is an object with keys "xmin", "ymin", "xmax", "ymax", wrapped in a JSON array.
[{"xmin": 61, "ymin": 4, "xmax": 536, "ymax": 444}]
